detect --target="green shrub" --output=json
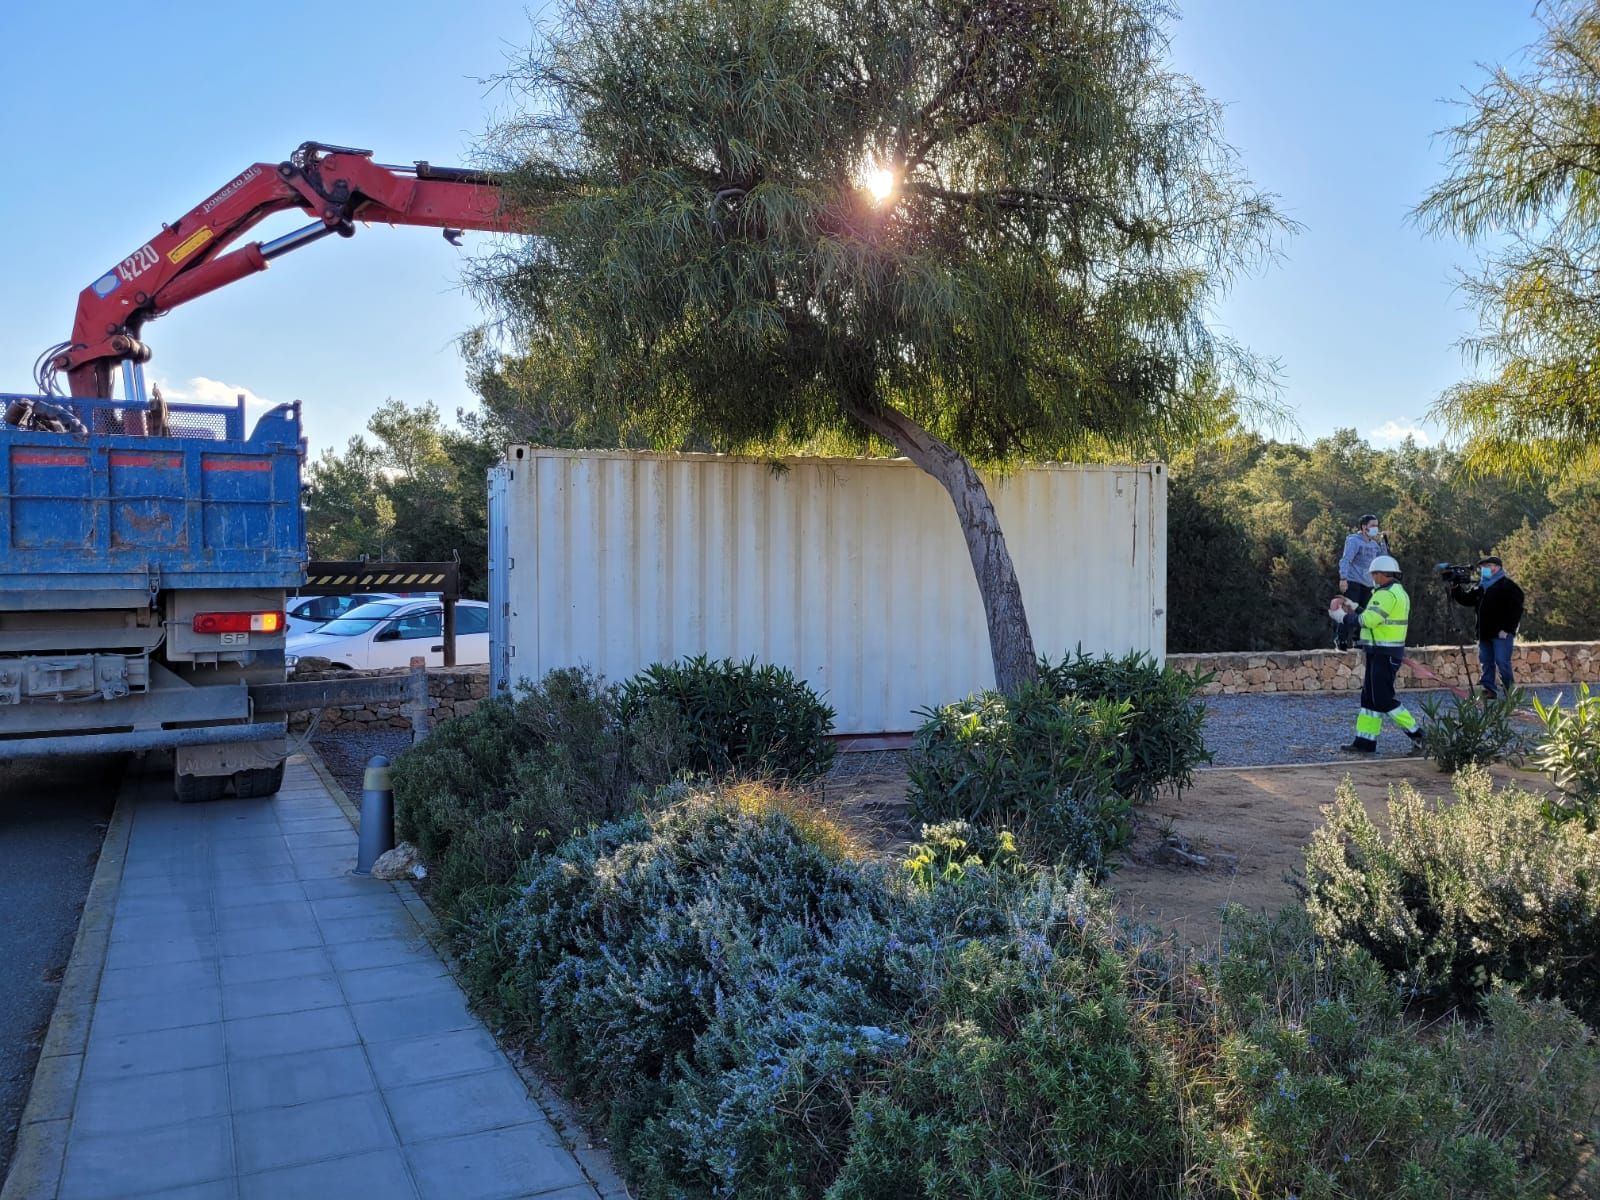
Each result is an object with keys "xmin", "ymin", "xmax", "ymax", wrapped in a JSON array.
[
  {"xmin": 1038, "ymin": 649, "xmax": 1213, "ymax": 802},
  {"xmin": 393, "ymin": 667, "xmax": 638, "ymax": 925},
  {"xmin": 906, "ymin": 681, "xmax": 1133, "ymax": 874},
  {"xmin": 830, "ymin": 877, "xmax": 1185, "ymax": 1200},
  {"xmin": 1417, "ymin": 688, "xmax": 1528, "ymax": 771},
  {"xmin": 616, "ymin": 655, "xmax": 837, "ymax": 781},
  {"xmin": 1198, "ymin": 905, "xmax": 1599, "ymax": 1200},
  {"xmin": 1532, "ymin": 682, "xmax": 1600, "ymax": 829},
  {"xmin": 1302, "ymin": 767, "xmax": 1600, "ymax": 1022}
]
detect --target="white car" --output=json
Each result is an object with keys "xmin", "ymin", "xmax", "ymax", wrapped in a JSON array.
[
  {"xmin": 285, "ymin": 593, "xmax": 397, "ymax": 638},
  {"xmin": 285, "ymin": 598, "xmax": 490, "ymax": 670}
]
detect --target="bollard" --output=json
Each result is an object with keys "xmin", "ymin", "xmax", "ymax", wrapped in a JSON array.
[{"xmin": 354, "ymin": 754, "xmax": 395, "ymax": 875}]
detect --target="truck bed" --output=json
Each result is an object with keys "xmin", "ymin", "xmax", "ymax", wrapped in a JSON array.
[{"xmin": 0, "ymin": 396, "xmax": 304, "ymax": 608}]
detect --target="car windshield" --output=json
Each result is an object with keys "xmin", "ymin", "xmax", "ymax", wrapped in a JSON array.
[{"xmin": 313, "ymin": 601, "xmax": 409, "ymax": 637}]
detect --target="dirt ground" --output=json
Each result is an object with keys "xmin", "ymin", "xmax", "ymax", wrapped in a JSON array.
[{"xmin": 820, "ymin": 755, "xmax": 1552, "ymax": 946}]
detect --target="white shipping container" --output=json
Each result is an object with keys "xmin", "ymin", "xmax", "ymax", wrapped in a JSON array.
[{"xmin": 489, "ymin": 449, "xmax": 1166, "ymax": 734}]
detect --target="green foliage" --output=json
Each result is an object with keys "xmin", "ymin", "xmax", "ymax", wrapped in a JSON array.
[
  {"xmin": 1303, "ymin": 768, "xmax": 1600, "ymax": 1022},
  {"xmin": 906, "ymin": 681, "xmax": 1133, "ymax": 875},
  {"xmin": 906, "ymin": 654, "xmax": 1210, "ymax": 872},
  {"xmin": 1532, "ymin": 682, "xmax": 1600, "ymax": 829},
  {"xmin": 1037, "ymin": 649, "xmax": 1213, "ymax": 802},
  {"xmin": 1496, "ymin": 490, "xmax": 1600, "ymax": 639},
  {"xmin": 830, "ymin": 878, "xmax": 1184, "ymax": 1200},
  {"xmin": 1416, "ymin": 3, "xmax": 1600, "ymax": 474},
  {"xmin": 474, "ymin": 0, "xmax": 1285, "ymax": 466},
  {"xmin": 1165, "ymin": 428, "xmax": 1554, "ymax": 652},
  {"xmin": 304, "ymin": 399, "xmax": 498, "ymax": 597},
  {"xmin": 460, "ymin": 786, "xmax": 1599, "ymax": 1198},
  {"xmin": 616, "ymin": 655, "xmax": 836, "ymax": 781},
  {"xmin": 392, "ymin": 668, "xmax": 638, "ymax": 924},
  {"xmin": 1417, "ymin": 689, "xmax": 1528, "ymax": 772},
  {"xmin": 1201, "ymin": 906, "xmax": 1598, "ymax": 1200}
]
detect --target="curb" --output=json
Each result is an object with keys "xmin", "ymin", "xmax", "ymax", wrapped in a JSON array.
[
  {"xmin": 302, "ymin": 743, "xmax": 632, "ymax": 1199},
  {"xmin": 0, "ymin": 764, "xmax": 139, "ymax": 1200}
]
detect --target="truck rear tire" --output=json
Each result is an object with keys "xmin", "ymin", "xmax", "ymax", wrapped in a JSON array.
[
  {"xmin": 174, "ymin": 772, "xmax": 228, "ymax": 804},
  {"xmin": 232, "ymin": 762, "xmax": 285, "ymax": 799}
]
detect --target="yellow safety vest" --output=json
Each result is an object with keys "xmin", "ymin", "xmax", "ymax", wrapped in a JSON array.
[{"xmin": 1359, "ymin": 582, "xmax": 1410, "ymax": 649}]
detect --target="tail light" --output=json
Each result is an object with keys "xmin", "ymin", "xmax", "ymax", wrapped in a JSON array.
[{"xmin": 192, "ymin": 611, "xmax": 285, "ymax": 634}]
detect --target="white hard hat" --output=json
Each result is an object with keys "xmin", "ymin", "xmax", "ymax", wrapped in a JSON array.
[{"xmin": 1371, "ymin": 554, "xmax": 1401, "ymax": 574}]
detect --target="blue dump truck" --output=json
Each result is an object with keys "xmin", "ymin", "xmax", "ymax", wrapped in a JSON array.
[{"xmin": 0, "ymin": 393, "xmax": 304, "ymax": 799}]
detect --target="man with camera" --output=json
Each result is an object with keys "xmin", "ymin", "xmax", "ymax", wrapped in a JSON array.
[
  {"xmin": 1450, "ymin": 556, "xmax": 1525, "ymax": 699},
  {"xmin": 1336, "ymin": 554, "xmax": 1424, "ymax": 754}
]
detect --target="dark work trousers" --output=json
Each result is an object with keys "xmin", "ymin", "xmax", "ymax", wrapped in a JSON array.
[
  {"xmin": 1361, "ymin": 649, "xmax": 1403, "ymax": 715},
  {"xmin": 1336, "ymin": 582, "xmax": 1373, "ymax": 649}
]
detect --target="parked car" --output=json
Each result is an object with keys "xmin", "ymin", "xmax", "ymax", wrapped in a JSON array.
[
  {"xmin": 285, "ymin": 593, "xmax": 397, "ymax": 637},
  {"xmin": 285, "ymin": 598, "xmax": 490, "ymax": 670}
]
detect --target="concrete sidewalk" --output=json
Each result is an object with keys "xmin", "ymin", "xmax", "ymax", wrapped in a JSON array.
[{"xmin": 2, "ymin": 757, "xmax": 626, "ymax": 1200}]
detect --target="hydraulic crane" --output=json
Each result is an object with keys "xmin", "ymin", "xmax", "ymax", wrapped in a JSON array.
[{"xmin": 36, "ymin": 141, "xmax": 515, "ymax": 407}]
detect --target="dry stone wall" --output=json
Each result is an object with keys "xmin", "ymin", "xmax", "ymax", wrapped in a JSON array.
[
  {"xmin": 1169, "ymin": 641, "xmax": 1600, "ymax": 695},
  {"xmin": 287, "ymin": 665, "xmax": 491, "ymax": 732}
]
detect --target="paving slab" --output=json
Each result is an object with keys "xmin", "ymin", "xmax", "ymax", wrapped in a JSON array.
[{"xmin": 2, "ymin": 756, "xmax": 613, "ymax": 1200}]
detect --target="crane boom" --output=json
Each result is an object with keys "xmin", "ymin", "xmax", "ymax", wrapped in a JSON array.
[{"xmin": 45, "ymin": 141, "xmax": 516, "ymax": 400}]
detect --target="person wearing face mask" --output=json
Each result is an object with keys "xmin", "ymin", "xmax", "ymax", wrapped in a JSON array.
[
  {"xmin": 1451, "ymin": 556, "xmax": 1525, "ymax": 699},
  {"xmin": 1335, "ymin": 514, "xmax": 1386, "ymax": 650}
]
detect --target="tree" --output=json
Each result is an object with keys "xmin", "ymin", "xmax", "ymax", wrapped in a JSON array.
[
  {"xmin": 1418, "ymin": 1, "xmax": 1600, "ymax": 474},
  {"xmin": 305, "ymin": 400, "xmax": 498, "ymax": 597},
  {"xmin": 474, "ymin": 0, "xmax": 1286, "ymax": 690}
]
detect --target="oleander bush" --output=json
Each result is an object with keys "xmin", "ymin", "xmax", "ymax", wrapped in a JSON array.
[
  {"xmin": 1418, "ymin": 688, "xmax": 1528, "ymax": 772},
  {"xmin": 1038, "ymin": 649, "xmax": 1214, "ymax": 802},
  {"xmin": 1303, "ymin": 767, "xmax": 1600, "ymax": 1022},
  {"xmin": 1532, "ymin": 682, "xmax": 1600, "ymax": 829},
  {"xmin": 393, "ymin": 667, "xmax": 637, "ymax": 924},
  {"xmin": 906, "ymin": 681, "xmax": 1134, "ymax": 874},
  {"xmin": 616, "ymin": 655, "xmax": 837, "ymax": 782}
]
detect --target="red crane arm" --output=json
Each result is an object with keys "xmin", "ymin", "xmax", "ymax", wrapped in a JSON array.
[{"xmin": 53, "ymin": 142, "xmax": 517, "ymax": 399}]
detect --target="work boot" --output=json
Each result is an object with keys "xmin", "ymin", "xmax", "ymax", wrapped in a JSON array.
[
  {"xmin": 1406, "ymin": 730, "xmax": 1425, "ymax": 755},
  {"xmin": 1340, "ymin": 738, "xmax": 1377, "ymax": 754}
]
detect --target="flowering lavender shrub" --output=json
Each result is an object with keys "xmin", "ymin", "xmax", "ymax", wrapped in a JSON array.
[{"xmin": 1303, "ymin": 767, "xmax": 1600, "ymax": 1021}]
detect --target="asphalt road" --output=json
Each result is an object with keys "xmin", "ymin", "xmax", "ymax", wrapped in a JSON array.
[{"xmin": 0, "ymin": 755, "xmax": 121, "ymax": 1185}]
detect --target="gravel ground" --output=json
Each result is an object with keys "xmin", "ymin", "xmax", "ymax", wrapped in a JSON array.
[
  {"xmin": 1201, "ymin": 683, "xmax": 1590, "ymax": 767},
  {"xmin": 312, "ymin": 729, "xmax": 415, "ymax": 804}
]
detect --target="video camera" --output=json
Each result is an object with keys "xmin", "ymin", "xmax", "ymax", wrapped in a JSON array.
[{"xmin": 1435, "ymin": 562, "xmax": 1477, "ymax": 587}]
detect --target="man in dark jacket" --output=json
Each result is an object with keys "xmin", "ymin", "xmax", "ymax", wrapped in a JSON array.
[{"xmin": 1451, "ymin": 556, "xmax": 1525, "ymax": 698}]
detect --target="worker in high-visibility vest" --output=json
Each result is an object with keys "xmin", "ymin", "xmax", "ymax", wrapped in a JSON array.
[{"xmin": 1336, "ymin": 554, "xmax": 1424, "ymax": 754}]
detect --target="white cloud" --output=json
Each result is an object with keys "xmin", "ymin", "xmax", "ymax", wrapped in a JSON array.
[
  {"xmin": 154, "ymin": 376, "xmax": 273, "ymax": 413},
  {"xmin": 1368, "ymin": 419, "xmax": 1432, "ymax": 447}
]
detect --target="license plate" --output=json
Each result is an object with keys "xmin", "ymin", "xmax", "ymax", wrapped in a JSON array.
[{"xmin": 220, "ymin": 633, "xmax": 250, "ymax": 646}]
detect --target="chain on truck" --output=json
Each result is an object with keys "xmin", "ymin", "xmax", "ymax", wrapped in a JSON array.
[{"xmin": 1, "ymin": 142, "xmax": 513, "ymax": 801}]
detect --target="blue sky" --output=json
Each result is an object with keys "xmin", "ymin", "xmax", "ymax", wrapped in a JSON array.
[{"xmin": 0, "ymin": 1, "xmax": 1543, "ymax": 456}]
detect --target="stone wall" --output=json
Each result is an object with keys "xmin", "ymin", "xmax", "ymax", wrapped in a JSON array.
[
  {"xmin": 287, "ymin": 665, "xmax": 491, "ymax": 732},
  {"xmin": 1168, "ymin": 641, "xmax": 1600, "ymax": 696}
]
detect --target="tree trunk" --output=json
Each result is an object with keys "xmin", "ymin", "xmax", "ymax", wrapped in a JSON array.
[{"xmin": 844, "ymin": 396, "xmax": 1038, "ymax": 693}]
